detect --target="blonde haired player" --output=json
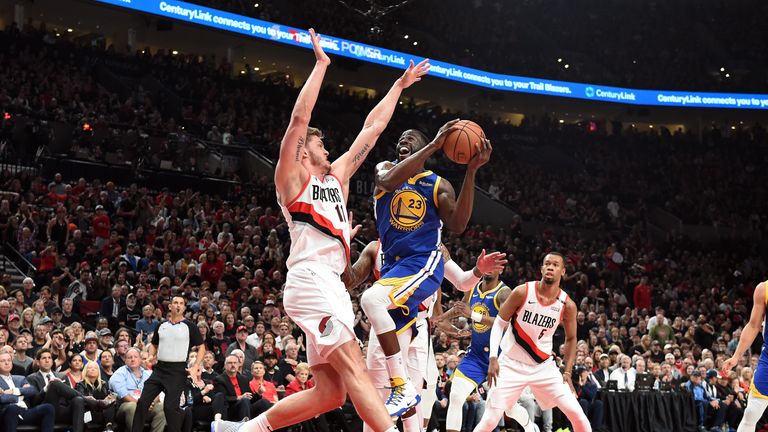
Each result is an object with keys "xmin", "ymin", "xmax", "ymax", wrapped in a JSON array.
[
  {"xmin": 722, "ymin": 280, "xmax": 768, "ymax": 432},
  {"xmin": 472, "ymin": 252, "xmax": 591, "ymax": 432},
  {"xmin": 212, "ymin": 29, "xmax": 430, "ymax": 432}
]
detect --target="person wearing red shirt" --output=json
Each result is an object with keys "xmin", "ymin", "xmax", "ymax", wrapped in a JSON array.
[
  {"xmin": 249, "ymin": 361, "xmax": 279, "ymax": 406},
  {"xmin": 91, "ymin": 205, "xmax": 110, "ymax": 248},
  {"xmin": 633, "ymin": 276, "xmax": 653, "ymax": 311},
  {"xmin": 200, "ymin": 251, "xmax": 225, "ymax": 285},
  {"xmin": 284, "ymin": 363, "xmax": 313, "ymax": 397}
]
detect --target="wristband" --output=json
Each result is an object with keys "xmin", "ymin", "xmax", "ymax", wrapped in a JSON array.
[{"xmin": 471, "ymin": 311, "xmax": 483, "ymax": 323}]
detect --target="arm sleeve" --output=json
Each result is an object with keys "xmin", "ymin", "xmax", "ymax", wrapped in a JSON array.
[
  {"xmin": 151, "ymin": 326, "xmax": 160, "ymax": 346},
  {"xmin": 488, "ymin": 316, "xmax": 509, "ymax": 358},
  {"xmin": 109, "ymin": 370, "xmax": 130, "ymax": 399},
  {"xmin": 187, "ymin": 321, "xmax": 204, "ymax": 347},
  {"xmin": 443, "ymin": 260, "xmax": 481, "ymax": 293}
]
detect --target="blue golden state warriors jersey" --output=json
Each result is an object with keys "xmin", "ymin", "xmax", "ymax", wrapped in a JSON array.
[
  {"xmin": 466, "ymin": 281, "xmax": 505, "ymax": 361},
  {"xmin": 374, "ymin": 170, "xmax": 443, "ymax": 268},
  {"xmin": 752, "ymin": 281, "xmax": 768, "ymax": 398},
  {"xmin": 453, "ymin": 280, "xmax": 506, "ymax": 386}
]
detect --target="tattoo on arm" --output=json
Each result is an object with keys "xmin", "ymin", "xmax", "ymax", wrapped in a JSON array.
[
  {"xmin": 294, "ymin": 136, "xmax": 305, "ymax": 162},
  {"xmin": 352, "ymin": 143, "xmax": 371, "ymax": 165}
]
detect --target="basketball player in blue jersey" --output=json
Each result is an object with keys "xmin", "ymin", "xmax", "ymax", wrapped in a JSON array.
[
  {"xmin": 437, "ymin": 263, "xmax": 536, "ymax": 432},
  {"xmin": 722, "ymin": 279, "xmax": 768, "ymax": 432},
  {"xmin": 360, "ymin": 122, "xmax": 492, "ymax": 417},
  {"xmin": 346, "ymin": 241, "xmax": 507, "ymax": 432}
]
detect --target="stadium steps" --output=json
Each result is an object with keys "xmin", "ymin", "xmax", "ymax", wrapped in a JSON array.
[{"xmin": 0, "ymin": 254, "xmax": 28, "ymax": 287}]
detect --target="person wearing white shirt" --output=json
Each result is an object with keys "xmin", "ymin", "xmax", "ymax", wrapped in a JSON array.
[
  {"xmin": 609, "ymin": 355, "xmax": 637, "ymax": 391},
  {"xmin": 0, "ymin": 351, "xmax": 56, "ymax": 431}
]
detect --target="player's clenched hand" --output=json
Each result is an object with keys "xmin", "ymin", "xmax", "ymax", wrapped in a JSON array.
[
  {"xmin": 308, "ymin": 28, "xmax": 330, "ymax": 65},
  {"xmin": 476, "ymin": 249, "xmax": 508, "ymax": 274},
  {"xmin": 468, "ymin": 138, "xmax": 492, "ymax": 171},
  {"xmin": 399, "ymin": 58, "xmax": 430, "ymax": 88},
  {"xmin": 430, "ymin": 119, "xmax": 461, "ymax": 150},
  {"xmin": 487, "ymin": 357, "xmax": 500, "ymax": 388}
]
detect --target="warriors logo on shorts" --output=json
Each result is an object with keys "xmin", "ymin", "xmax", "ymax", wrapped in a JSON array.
[{"xmin": 319, "ymin": 316, "xmax": 334, "ymax": 337}]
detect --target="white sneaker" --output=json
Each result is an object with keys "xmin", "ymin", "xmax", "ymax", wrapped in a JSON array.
[
  {"xmin": 385, "ymin": 377, "xmax": 421, "ymax": 418},
  {"xmin": 504, "ymin": 406, "xmax": 538, "ymax": 432},
  {"xmin": 211, "ymin": 419, "xmax": 244, "ymax": 432}
]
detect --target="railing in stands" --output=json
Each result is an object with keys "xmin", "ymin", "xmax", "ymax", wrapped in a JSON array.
[{"xmin": 2, "ymin": 243, "xmax": 36, "ymax": 279}]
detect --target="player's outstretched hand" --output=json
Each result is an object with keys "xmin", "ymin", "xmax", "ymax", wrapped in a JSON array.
[
  {"xmin": 308, "ymin": 28, "xmax": 330, "ymax": 65},
  {"xmin": 399, "ymin": 59, "xmax": 430, "ymax": 88},
  {"xmin": 475, "ymin": 249, "xmax": 508, "ymax": 274},
  {"xmin": 430, "ymin": 119, "xmax": 461, "ymax": 150},
  {"xmin": 722, "ymin": 356, "xmax": 738, "ymax": 375},
  {"xmin": 348, "ymin": 211, "xmax": 362, "ymax": 239},
  {"xmin": 468, "ymin": 138, "xmax": 492, "ymax": 171},
  {"xmin": 487, "ymin": 358, "xmax": 500, "ymax": 388}
]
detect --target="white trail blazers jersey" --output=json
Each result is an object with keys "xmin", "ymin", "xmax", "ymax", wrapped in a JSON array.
[
  {"xmin": 501, "ymin": 281, "xmax": 568, "ymax": 365},
  {"xmin": 278, "ymin": 174, "xmax": 351, "ymax": 274}
]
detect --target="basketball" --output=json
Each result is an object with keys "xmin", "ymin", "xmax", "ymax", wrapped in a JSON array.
[{"xmin": 443, "ymin": 120, "xmax": 485, "ymax": 164}]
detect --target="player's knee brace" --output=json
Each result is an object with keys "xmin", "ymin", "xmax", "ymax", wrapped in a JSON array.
[{"xmin": 361, "ymin": 284, "xmax": 396, "ymax": 333}]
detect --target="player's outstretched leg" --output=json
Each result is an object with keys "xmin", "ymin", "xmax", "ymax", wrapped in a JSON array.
[{"xmin": 361, "ymin": 283, "xmax": 420, "ymax": 417}]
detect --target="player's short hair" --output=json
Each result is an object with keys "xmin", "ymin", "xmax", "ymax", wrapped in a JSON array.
[
  {"xmin": 543, "ymin": 251, "xmax": 565, "ymax": 264},
  {"xmin": 405, "ymin": 129, "xmax": 429, "ymax": 151},
  {"xmin": 306, "ymin": 127, "xmax": 324, "ymax": 143}
]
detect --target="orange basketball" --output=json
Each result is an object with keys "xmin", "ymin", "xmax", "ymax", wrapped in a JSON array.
[{"xmin": 442, "ymin": 120, "xmax": 485, "ymax": 164}]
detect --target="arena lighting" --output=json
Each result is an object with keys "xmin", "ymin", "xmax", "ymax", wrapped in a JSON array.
[{"xmin": 93, "ymin": 0, "xmax": 768, "ymax": 110}]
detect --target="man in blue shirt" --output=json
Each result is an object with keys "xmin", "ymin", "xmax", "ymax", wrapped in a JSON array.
[
  {"xmin": 109, "ymin": 347, "xmax": 166, "ymax": 432},
  {"xmin": 682, "ymin": 370, "xmax": 712, "ymax": 432}
]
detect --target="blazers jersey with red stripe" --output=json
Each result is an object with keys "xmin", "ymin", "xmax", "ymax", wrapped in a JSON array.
[
  {"xmin": 501, "ymin": 281, "xmax": 568, "ymax": 365},
  {"xmin": 278, "ymin": 174, "xmax": 351, "ymax": 274}
]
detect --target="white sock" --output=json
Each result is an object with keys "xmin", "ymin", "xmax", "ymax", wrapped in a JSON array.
[
  {"xmin": 385, "ymin": 427, "xmax": 400, "ymax": 432},
  {"xmin": 385, "ymin": 353, "xmax": 408, "ymax": 384},
  {"xmin": 241, "ymin": 414, "xmax": 273, "ymax": 432},
  {"xmin": 402, "ymin": 414, "xmax": 422, "ymax": 432}
]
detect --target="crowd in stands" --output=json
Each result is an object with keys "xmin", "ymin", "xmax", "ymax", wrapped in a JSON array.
[
  {"xmin": 1, "ymin": 19, "xmax": 768, "ymax": 432},
  {"xmin": 191, "ymin": 0, "xmax": 768, "ymax": 92}
]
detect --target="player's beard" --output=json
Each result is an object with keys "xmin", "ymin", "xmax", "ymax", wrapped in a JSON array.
[{"xmin": 310, "ymin": 151, "xmax": 331, "ymax": 174}]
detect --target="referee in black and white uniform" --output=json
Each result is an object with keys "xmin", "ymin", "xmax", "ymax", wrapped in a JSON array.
[{"xmin": 132, "ymin": 295, "xmax": 206, "ymax": 432}]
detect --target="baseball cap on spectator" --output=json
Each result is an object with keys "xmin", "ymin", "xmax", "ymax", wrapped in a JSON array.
[
  {"xmin": 38, "ymin": 317, "xmax": 53, "ymax": 325},
  {"xmin": 691, "ymin": 370, "xmax": 702, "ymax": 377},
  {"xmin": 183, "ymin": 248, "xmax": 193, "ymax": 254},
  {"xmin": 98, "ymin": 328, "xmax": 113, "ymax": 337},
  {"xmin": 85, "ymin": 332, "xmax": 98, "ymax": 342},
  {"xmin": 263, "ymin": 352, "xmax": 278, "ymax": 360},
  {"xmin": 101, "ymin": 258, "xmax": 110, "ymax": 265},
  {"xmin": 706, "ymin": 369, "xmax": 719, "ymax": 379},
  {"xmin": 237, "ymin": 326, "xmax": 248, "ymax": 333},
  {"xmin": 80, "ymin": 261, "xmax": 90, "ymax": 269},
  {"xmin": 599, "ymin": 353, "xmax": 609, "ymax": 360},
  {"xmin": 664, "ymin": 344, "xmax": 672, "ymax": 351},
  {"xmin": 76, "ymin": 205, "xmax": 84, "ymax": 211},
  {"xmin": 95, "ymin": 205, "xmax": 104, "ymax": 210},
  {"xmin": 265, "ymin": 300, "xmax": 275, "ymax": 306},
  {"xmin": 608, "ymin": 346, "xmax": 620, "ymax": 355},
  {"xmin": 50, "ymin": 307, "xmax": 62, "ymax": 315},
  {"xmin": 8, "ymin": 314, "xmax": 20, "ymax": 322},
  {"xmin": 19, "ymin": 328, "xmax": 32, "ymax": 336}
]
